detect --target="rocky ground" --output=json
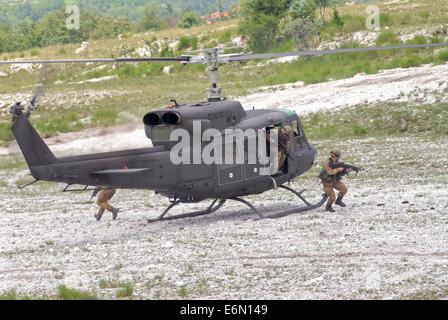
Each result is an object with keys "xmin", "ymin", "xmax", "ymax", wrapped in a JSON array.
[
  {"xmin": 0, "ymin": 133, "xmax": 447, "ymax": 300},
  {"xmin": 0, "ymin": 61, "xmax": 447, "ymax": 300},
  {"xmin": 239, "ymin": 63, "xmax": 448, "ymax": 114}
]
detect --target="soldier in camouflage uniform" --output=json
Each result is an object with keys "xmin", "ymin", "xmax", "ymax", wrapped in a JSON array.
[
  {"xmin": 278, "ymin": 126, "xmax": 293, "ymax": 173},
  {"xmin": 319, "ymin": 150, "xmax": 351, "ymax": 212},
  {"xmin": 93, "ymin": 187, "xmax": 120, "ymax": 221}
]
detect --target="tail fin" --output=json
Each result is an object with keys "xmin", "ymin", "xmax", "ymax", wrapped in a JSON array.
[{"xmin": 11, "ymin": 108, "xmax": 57, "ymax": 167}]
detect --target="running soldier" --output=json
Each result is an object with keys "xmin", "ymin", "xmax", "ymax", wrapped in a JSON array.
[
  {"xmin": 93, "ymin": 187, "xmax": 120, "ymax": 221},
  {"xmin": 319, "ymin": 150, "xmax": 351, "ymax": 212}
]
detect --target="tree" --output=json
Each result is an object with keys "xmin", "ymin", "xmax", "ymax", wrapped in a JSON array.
[
  {"xmin": 178, "ymin": 11, "xmax": 200, "ymax": 29},
  {"xmin": 92, "ymin": 16, "xmax": 132, "ymax": 39},
  {"xmin": 288, "ymin": 0, "xmax": 318, "ymax": 49},
  {"xmin": 33, "ymin": 9, "xmax": 97, "ymax": 47},
  {"xmin": 315, "ymin": 0, "xmax": 332, "ymax": 23},
  {"xmin": 332, "ymin": 8, "xmax": 344, "ymax": 28},
  {"xmin": 240, "ymin": 0, "xmax": 293, "ymax": 52},
  {"xmin": 289, "ymin": 0, "xmax": 317, "ymax": 21},
  {"xmin": 138, "ymin": 4, "xmax": 164, "ymax": 31}
]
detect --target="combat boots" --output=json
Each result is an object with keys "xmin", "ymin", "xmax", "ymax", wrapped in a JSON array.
[
  {"xmin": 112, "ymin": 207, "xmax": 120, "ymax": 220},
  {"xmin": 335, "ymin": 196, "xmax": 346, "ymax": 207},
  {"xmin": 325, "ymin": 204, "xmax": 335, "ymax": 213},
  {"xmin": 94, "ymin": 213, "xmax": 102, "ymax": 221}
]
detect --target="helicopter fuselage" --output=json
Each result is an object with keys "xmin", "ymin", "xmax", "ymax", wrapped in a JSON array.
[{"xmin": 12, "ymin": 100, "xmax": 317, "ymax": 202}]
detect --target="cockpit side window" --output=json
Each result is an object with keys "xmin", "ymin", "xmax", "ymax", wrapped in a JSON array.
[{"xmin": 291, "ymin": 120, "xmax": 301, "ymax": 137}]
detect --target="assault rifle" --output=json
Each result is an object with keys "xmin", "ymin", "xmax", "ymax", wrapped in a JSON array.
[{"xmin": 331, "ymin": 162, "xmax": 363, "ymax": 177}]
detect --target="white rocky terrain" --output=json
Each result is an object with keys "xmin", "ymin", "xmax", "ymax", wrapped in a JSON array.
[{"xmin": 0, "ymin": 63, "xmax": 447, "ymax": 299}]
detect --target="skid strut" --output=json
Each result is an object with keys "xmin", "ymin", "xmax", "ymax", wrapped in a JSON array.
[
  {"xmin": 147, "ymin": 186, "xmax": 328, "ymax": 223},
  {"xmin": 266, "ymin": 186, "xmax": 328, "ymax": 219},
  {"xmin": 147, "ymin": 199, "xmax": 227, "ymax": 223}
]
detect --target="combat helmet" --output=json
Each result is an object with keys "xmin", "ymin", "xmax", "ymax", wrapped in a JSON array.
[{"xmin": 330, "ymin": 150, "xmax": 341, "ymax": 158}]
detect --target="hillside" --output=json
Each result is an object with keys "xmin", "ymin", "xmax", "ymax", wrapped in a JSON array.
[
  {"xmin": 0, "ymin": 0, "xmax": 448, "ymax": 146},
  {"xmin": 0, "ymin": 0, "xmax": 239, "ymax": 25}
]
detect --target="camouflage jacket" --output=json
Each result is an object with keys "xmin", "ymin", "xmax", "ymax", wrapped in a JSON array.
[{"xmin": 319, "ymin": 159, "xmax": 341, "ymax": 183}]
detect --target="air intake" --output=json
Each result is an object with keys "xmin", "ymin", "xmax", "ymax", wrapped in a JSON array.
[
  {"xmin": 143, "ymin": 113, "xmax": 161, "ymax": 126},
  {"xmin": 162, "ymin": 112, "xmax": 182, "ymax": 125}
]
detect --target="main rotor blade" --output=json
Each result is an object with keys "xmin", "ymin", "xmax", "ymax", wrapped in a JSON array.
[
  {"xmin": 227, "ymin": 42, "xmax": 448, "ymax": 62},
  {"xmin": 2, "ymin": 42, "xmax": 447, "ymax": 66},
  {"xmin": 0, "ymin": 56, "xmax": 191, "ymax": 65}
]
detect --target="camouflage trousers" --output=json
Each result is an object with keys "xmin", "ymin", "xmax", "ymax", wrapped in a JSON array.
[
  {"xmin": 97, "ymin": 188, "xmax": 116, "ymax": 216},
  {"xmin": 323, "ymin": 181, "xmax": 347, "ymax": 206}
]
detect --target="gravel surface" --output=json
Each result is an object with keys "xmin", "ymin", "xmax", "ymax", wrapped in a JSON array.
[{"xmin": 0, "ymin": 134, "xmax": 447, "ymax": 299}]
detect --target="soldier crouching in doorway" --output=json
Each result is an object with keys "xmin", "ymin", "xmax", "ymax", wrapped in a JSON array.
[
  {"xmin": 319, "ymin": 150, "xmax": 351, "ymax": 212},
  {"xmin": 93, "ymin": 187, "xmax": 120, "ymax": 221}
]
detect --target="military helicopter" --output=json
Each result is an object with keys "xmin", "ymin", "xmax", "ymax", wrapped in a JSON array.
[{"xmin": 2, "ymin": 42, "xmax": 448, "ymax": 222}]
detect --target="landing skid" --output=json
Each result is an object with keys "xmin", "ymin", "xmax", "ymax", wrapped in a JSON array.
[
  {"xmin": 147, "ymin": 186, "xmax": 328, "ymax": 223},
  {"xmin": 266, "ymin": 186, "xmax": 328, "ymax": 219}
]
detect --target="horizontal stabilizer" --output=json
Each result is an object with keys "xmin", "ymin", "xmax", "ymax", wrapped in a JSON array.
[{"xmin": 91, "ymin": 168, "xmax": 152, "ymax": 175}]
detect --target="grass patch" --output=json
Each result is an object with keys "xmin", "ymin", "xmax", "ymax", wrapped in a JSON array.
[
  {"xmin": 56, "ymin": 285, "xmax": 98, "ymax": 300},
  {"xmin": 32, "ymin": 112, "xmax": 85, "ymax": 138},
  {"xmin": 302, "ymin": 103, "xmax": 448, "ymax": 140},
  {"xmin": 84, "ymin": 68, "xmax": 110, "ymax": 80},
  {"xmin": 116, "ymin": 282, "xmax": 133, "ymax": 299},
  {"xmin": 91, "ymin": 108, "xmax": 119, "ymax": 126},
  {"xmin": 376, "ymin": 31, "xmax": 400, "ymax": 46},
  {"xmin": 178, "ymin": 286, "xmax": 188, "ymax": 298},
  {"xmin": 0, "ymin": 290, "xmax": 33, "ymax": 300},
  {"xmin": 405, "ymin": 288, "xmax": 448, "ymax": 300},
  {"xmin": 116, "ymin": 63, "xmax": 164, "ymax": 78},
  {"xmin": 0, "ymin": 122, "xmax": 13, "ymax": 145}
]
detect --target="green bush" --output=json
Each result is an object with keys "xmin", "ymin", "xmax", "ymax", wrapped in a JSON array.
[
  {"xmin": 56, "ymin": 285, "xmax": 98, "ymax": 300},
  {"xmin": 437, "ymin": 50, "xmax": 448, "ymax": 62},
  {"xmin": 116, "ymin": 282, "xmax": 133, "ymax": 298},
  {"xmin": 217, "ymin": 31, "xmax": 232, "ymax": 44},
  {"xmin": 179, "ymin": 36, "xmax": 198, "ymax": 51}
]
